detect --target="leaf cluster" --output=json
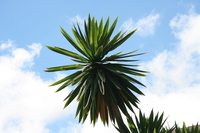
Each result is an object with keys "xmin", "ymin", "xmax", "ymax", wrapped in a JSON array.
[
  {"xmin": 115, "ymin": 109, "xmax": 168, "ymax": 133},
  {"xmin": 45, "ymin": 15, "xmax": 148, "ymax": 130}
]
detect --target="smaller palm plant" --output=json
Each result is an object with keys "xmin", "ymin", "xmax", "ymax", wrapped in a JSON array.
[
  {"xmin": 115, "ymin": 109, "xmax": 169, "ymax": 133},
  {"xmin": 118, "ymin": 110, "xmax": 200, "ymax": 133},
  {"xmin": 45, "ymin": 15, "xmax": 148, "ymax": 132}
]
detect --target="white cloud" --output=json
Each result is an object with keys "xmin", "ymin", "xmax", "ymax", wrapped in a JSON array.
[
  {"xmin": 0, "ymin": 41, "xmax": 76, "ymax": 133},
  {"xmin": 68, "ymin": 15, "xmax": 86, "ymax": 29},
  {"xmin": 59, "ymin": 118, "xmax": 117, "ymax": 133},
  {"xmin": 0, "ymin": 39, "xmax": 13, "ymax": 50},
  {"xmin": 138, "ymin": 7, "xmax": 200, "ymax": 127},
  {"xmin": 0, "ymin": 40, "xmax": 118, "ymax": 133},
  {"xmin": 80, "ymin": 120, "xmax": 116, "ymax": 133},
  {"xmin": 120, "ymin": 12, "xmax": 160, "ymax": 36},
  {"xmin": 170, "ymin": 6, "xmax": 200, "ymax": 54}
]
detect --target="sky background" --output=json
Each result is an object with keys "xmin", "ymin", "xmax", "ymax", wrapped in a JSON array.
[{"xmin": 1, "ymin": 0, "xmax": 200, "ymax": 133}]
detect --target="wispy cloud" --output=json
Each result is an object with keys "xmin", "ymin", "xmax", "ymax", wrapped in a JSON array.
[
  {"xmin": 0, "ymin": 41, "xmax": 76, "ymax": 133},
  {"xmin": 58, "ymin": 119, "xmax": 117, "ymax": 133},
  {"xmin": 68, "ymin": 15, "xmax": 86, "ymax": 29},
  {"xmin": 120, "ymin": 12, "xmax": 160, "ymax": 36},
  {"xmin": 139, "ymin": 6, "xmax": 200, "ymax": 126},
  {"xmin": 0, "ymin": 39, "xmax": 13, "ymax": 50},
  {"xmin": 170, "ymin": 6, "xmax": 200, "ymax": 54}
]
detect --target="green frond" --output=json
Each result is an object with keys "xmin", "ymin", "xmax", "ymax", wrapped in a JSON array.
[
  {"xmin": 45, "ymin": 64, "xmax": 85, "ymax": 72},
  {"xmin": 60, "ymin": 26, "xmax": 88, "ymax": 58},
  {"xmin": 50, "ymin": 71, "xmax": 82, "ymax": 87},
  {"xmin": 45, "ymin": 45, "xmax": 89, "ymax": 62}
]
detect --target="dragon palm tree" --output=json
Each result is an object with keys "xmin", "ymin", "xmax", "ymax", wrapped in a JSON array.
[{"xmin": 45, "ymin": 15, "xmax": 148, "ymax": 132}]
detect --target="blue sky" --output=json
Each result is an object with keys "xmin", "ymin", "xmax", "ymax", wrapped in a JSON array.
[{"xmin": 1, "ymin": 1, "xmax": 200, "ymax": 133}]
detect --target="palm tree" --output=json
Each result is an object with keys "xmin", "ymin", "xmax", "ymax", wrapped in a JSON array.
[{"xmin": 45, "ymin": 15, "xmax": 148, "ymax": 132}]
